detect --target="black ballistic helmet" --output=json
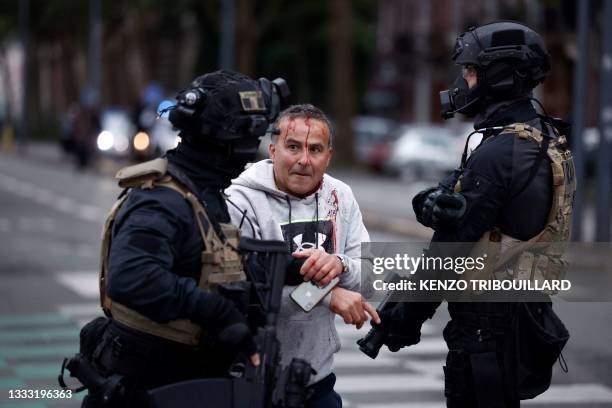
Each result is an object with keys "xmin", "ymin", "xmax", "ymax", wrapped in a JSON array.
[
  {"xmin": 440, "ymin": 21, "xmax": 551, "ymax": 119},
  {"xmin": 169, "ymin": 70, "xmax": 290, "ymax": 144}
]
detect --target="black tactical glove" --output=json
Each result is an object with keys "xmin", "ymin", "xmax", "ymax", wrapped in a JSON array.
[
  {"xmin": 414, "ymin": 188, "xmax": 467, "ymax": 229},
  {"xmin": 377, "ymin": 306, "xmax": 422, "ymax": 352},
  {"xmin": 201, "ymin": 293, "xmax": 258, "ymax": 357}
]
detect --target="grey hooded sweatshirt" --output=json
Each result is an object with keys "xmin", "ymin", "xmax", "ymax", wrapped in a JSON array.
[{"xmin": 225, "ymin": 159, "xmax": 369, "ymax": 385}]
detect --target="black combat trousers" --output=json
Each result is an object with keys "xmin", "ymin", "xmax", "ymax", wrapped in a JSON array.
[{"xmin": 443, "ymin": 302, "xmax": 520, "ymax": 408}]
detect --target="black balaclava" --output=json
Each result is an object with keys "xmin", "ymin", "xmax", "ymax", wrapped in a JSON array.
[{"xmin": 473, "ymin": 93, "xmax": 537, "ymax": 130}]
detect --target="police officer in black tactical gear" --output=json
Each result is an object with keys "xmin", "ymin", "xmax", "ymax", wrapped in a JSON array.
[
  {"xmin": 371, "ymin": 21, "xmax": 574, "ymax": 408},
  {"xmin": 61, "ymin": 70, "xmax": 290, "ymax": 407}
]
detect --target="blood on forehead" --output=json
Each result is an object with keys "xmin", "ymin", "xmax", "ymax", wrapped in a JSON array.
[
  {"xmin": 304, "ymin": 116, "xmax": 311, "ymax": 165},
  {"xmin": 280, "ymin": 116, "xmax": 329, "ymax": 147},
  {"xmin": 281, "ymin": 117, "xmax": 297, "ymax": 144}
]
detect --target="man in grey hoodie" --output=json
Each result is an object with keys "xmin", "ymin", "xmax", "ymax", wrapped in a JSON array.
[{"xmin": 226, "ymin": 104, "xmax": 379, "ymax": 407}]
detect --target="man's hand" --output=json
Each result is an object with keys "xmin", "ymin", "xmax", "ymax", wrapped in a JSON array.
[
  {"xmin": 329, "ymin": 287, "xmax": 381, "ymax": 329},
  {"xmin": 292, "ymin": 249, "xmax": 344, "ymax": 287}
]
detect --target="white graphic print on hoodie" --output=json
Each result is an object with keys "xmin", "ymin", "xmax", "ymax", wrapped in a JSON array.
[{"xmin": 225, "ymin": 159, "xmax": 369, "ymax": 385}]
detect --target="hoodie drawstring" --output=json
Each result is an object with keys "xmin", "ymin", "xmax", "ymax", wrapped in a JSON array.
[
  {"xmin": 315, "ymin": 193, "xmax": 319, "ymax": 249},
  {"xmin": 285, "ymin": 195, "xmax": 293, "ymax": 253}
]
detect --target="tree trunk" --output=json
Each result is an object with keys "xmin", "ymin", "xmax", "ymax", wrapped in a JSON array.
[
  {"xmin": 236, "ymin": 0, "xmax": 258, "ymax": 77},
  {"xmin": 330, "ymin": 0, "xmax": 354, "ymax": 164}
]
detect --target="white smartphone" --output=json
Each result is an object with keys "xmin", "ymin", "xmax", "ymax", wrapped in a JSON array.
[{"xmin": 290, "ymin": 277, "xmax": 340, "ymax": 312}]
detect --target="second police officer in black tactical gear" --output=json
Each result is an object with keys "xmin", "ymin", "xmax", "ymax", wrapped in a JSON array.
[
  {"xmin": 375, "ymin": 22, "xmax": 574, "ymax": 407},
  {"xmin": 75, "ymin": 70, "xmax": 289, "ymax": 407}
]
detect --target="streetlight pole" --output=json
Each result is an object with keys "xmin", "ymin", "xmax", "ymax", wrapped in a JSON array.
[
  {"xmin": 219, "ymin": 0, "xmax": 236, "ymax": 70},
  {"xmin": 88, "ymin": 0, "xmax": 102, "ymax": 105},
  {"xmin": 571, "ymin": 0, "xmax": 591, "ymax": 241},
  {"xmin": 595, "ymin": 0, "xmax": 612, "ymax": 241},
  {"xmin": 18, "ymin": 0, "xmax": 29, "ymax": 151}
]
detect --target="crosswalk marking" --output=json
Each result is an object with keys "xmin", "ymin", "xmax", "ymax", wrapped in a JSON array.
[
  {"xmin": 336, "ymin": 374, "xmax": 444, "ymax": 393},
  {"xmin": 0, "ymin": 218, "xmax": 9, "ymax": 232},
  {"xmin": 55, "ymin": 272, "xmax": 99, "ymax": 299},
  {"xmin": 1, "ymin": 403, "xmax": 48, "ymax": 408},
  {"xmin": 344, "ymin": 384, "xmax": 612, "ymax": 407},
  {"xmin": 523, "ymin": 384, "xmax": 612, "ymax": 405},
  {"xmin": 334, "ymin": 351, "xmax": 398, "ymax": 368},
  {"xmin": 390, "ymin": 338, "xmax": 447, "ymax": 356},
  {"xmin": 0, "ymin": 378, "xmax": 26, "ymax": 389},
  {"xmin": 0, "ymin": 327, "xmax": 79, "ymax": 343},
  {"xmin": 402, "ymin": 359, "xmax": 445, "ymax": 377},
  {"xmin": 14, "ymin": 364, "xmax": 66, "ymax": 380},
  {"xmin": 0, "ymin": 345, "xmax": 76, "ymax": 359},
  {"xmin": 58, "ymin": 303, "xmax": 102, "ymax": 317},
  {"xmin": 335, "ymin": 321, "xmax": 436, "ymax": 338},
  {"xmin": 0, "ymin": 314, "xmax": 71, "ymax": 328}
]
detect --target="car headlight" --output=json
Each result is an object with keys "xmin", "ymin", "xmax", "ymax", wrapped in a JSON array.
[
  {"xmin": 114, "ymin": 134, "xmax": 130, "ymax": 153},
  {"xmin": 133, "ymin": 132, "xmax": 150, "ymax": 151},
  {"xmin": 97, "ymin": 130, "xmax": 114, "ymax": 151}
]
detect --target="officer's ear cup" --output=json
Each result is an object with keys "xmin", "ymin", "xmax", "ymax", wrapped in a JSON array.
[{"xmin": 483, "ymin": 62, "xmax": 516, "ymax": 94}]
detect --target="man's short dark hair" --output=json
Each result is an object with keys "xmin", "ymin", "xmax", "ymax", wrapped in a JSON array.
[{"xmin": 272, "ymin": 104, "xmax": 335, "ymax": 147}]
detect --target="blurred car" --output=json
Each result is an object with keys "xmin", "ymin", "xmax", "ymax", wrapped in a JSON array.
[
  {"xmin": 385, "ymin": 124, "xmax": 463, "ymax": 182},
  {"xmin": 95, "ymin": 106, "xmax": 181, "ymax": 162},
  {"xmin": 148, "ymin": 116, "xmax": 181, "ymax": 155},
  {"xmin": 352, "ymin": 115, "xmax": 397, "ymax": 171},
  {"xmin": 95, "ymin": 108, "xmax": 134, "ymax": 159}
]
